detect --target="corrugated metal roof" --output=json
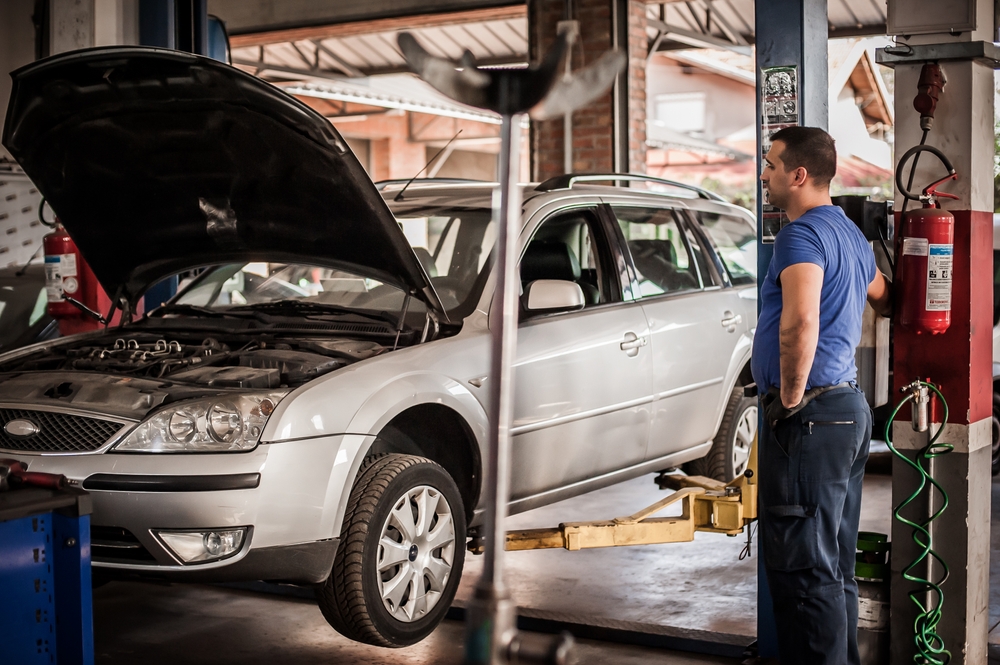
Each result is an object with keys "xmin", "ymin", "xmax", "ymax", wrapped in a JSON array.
[
  {"xmin": 230, "ymin": 2, "xmax": 890, "ymax": 126},
  {"xmin": 231, "ymin": 13, "xmax": 528, "ymax": 79},
  {"xmin": 279, "ymin": 75, "xmax": 504, "ymax": 124},
  {"xmin": 648, "ymin": 0, "xmax": 887, "ymax": 55}
]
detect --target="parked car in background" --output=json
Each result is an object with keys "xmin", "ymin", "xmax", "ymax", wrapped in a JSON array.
[
  {"xmin": 0, "ymin": 47, "xmax": 757, "ymax": 648},
  {"xmin": 0, "ymin": 263, "xmax": 58, "ymax": 351}
]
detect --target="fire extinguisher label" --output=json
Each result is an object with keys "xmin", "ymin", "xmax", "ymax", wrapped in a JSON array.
[
  {"xmin": 902, "ymin": 237, "xmax": 929, "ymax": 256},
  {"xmin": 58, "ymin": 253, "xmax": 77, "ymax": 277},
  {"xmin": 43, "ymin": 253, "xmax": 78, "ymax": 303},
  {"xmin": 926, "ymin": 244, "xmax": 953, "ymax": 311}
]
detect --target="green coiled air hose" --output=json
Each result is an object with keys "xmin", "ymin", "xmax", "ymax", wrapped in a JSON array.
[{"xmin": 883, "ymin": 380, "xmax": 953, "ymax": 665}]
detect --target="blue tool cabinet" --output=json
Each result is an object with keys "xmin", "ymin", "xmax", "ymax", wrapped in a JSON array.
[{"xmin": 0, "ymin": 487, "xmax": 94, "ymax": 665}]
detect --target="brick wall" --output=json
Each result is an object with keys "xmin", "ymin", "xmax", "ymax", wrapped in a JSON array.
[{"xmin": 529, "ymin": 0, "xmax": 647, "ymax": 181}]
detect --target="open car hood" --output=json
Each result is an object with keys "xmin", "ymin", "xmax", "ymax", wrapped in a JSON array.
[{"xmin": 3, "ymin": 47, "xmax": 442, "ymax": 313}]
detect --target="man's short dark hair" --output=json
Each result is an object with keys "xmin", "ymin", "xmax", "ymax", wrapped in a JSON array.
[{"xmin": 769, "ymin": 126, "xmax": 837, "ymax": 187}]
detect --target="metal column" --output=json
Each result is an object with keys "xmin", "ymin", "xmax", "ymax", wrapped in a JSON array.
[
  {"xmin": 138, "ymin": 0, "xmax": 211, "ymax": 310},
  {"xmin": 878, "ymin": 1, "xmax": 995, "ymax": 662},
  {"xmin": 753, "ymin": 0, "xmax": 829, "ymax": 658}
]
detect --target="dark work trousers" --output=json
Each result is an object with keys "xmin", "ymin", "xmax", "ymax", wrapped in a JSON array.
[{"xmin": 760, "ymin": 384, "xmax": 872, "ymax": 665}]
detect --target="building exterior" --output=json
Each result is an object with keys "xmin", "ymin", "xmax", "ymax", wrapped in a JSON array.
[{"xmin": 646, "ymin": 37, "xmax": 894, "ymax": 206}]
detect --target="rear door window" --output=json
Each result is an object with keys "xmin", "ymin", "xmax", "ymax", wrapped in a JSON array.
[
  {"xmin": 696, "ymin": 211, "xmax": 757, "ymax": 286},
  {"xmin": 612, "ymin": 206, "xmax": 701, "ymax": 297}
]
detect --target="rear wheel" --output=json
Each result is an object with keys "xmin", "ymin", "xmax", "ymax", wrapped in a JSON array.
[
  {"xmin": 684, "ymin": 386, "xmax": 757, "ymax": 482},
  {"xmin": 317, "ymin": 454, "xmax": 465, "ymax": 647}
]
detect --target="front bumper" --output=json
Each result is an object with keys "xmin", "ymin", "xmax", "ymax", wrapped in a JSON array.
[
  {"xmin": 4, "ymin": 434, "xmax": 364, "ymax": 583},
  {"xmin": 93, "ymin": 539, "xmax": 339, "ymax": 584}
]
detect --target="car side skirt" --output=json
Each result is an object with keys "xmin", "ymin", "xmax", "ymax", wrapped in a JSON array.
[{"xmin": 500, "ymin": 442, "xmax": 713, "ymax": 519}]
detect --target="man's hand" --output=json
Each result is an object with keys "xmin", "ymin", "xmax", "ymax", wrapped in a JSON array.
[
  {"xmin": 867, "ymin": 271, "xmax": 892, "ymax": 318},
  {"xmin": 779, "ymin": 263, "xmax": 823, "ymax": 408}
]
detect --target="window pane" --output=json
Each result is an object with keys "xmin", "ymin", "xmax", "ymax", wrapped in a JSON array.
[
  {"xmin": 654, "ymin": 92, "xmax": 706, "ymax": 134},
  {"xmin": 522, "ymin": 211, "xmax": 607, "ymax": 307},
  {"xmin": 613, "ymin": 207, "xmax": 700, "ymax": 296},
  {"xmin": 698, "ymin": 212, "xmax": 757, "ymax": 286}
]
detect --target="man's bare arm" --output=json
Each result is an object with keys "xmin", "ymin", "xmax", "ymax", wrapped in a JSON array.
[
  {"xmin": 867, "ymin": 271, "xmax": 892, "ymax": 318},
  {"xmin": 779, "ymin": 263, "xmax": 824, "ymax": 408}
]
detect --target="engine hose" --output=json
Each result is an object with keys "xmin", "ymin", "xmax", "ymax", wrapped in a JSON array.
[{"xmin": 883, "ymin": 381, "xmax": 954, "ymax": 665}]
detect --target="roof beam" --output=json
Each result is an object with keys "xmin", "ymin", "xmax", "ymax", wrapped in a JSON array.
[
  {"xmin": 648, "ymin": 17, "xmax": 751, "ymax": 55},
  {"xmin": 699, "ymin": 0, "xmax": 748, "ymax": 45},
  {"xmin": 233, "ymin": 56, "xmax": 525, "ymax": 80},
  {"xmin": 313, "ymin": 40, "xmax": 365, "ymax": 77},
  {"xmin": 229, "ymin": 5, "xmax": 526, "ymax": 48}
]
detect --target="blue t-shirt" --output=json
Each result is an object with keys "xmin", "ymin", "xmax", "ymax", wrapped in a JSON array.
[{"xmin": 751, "ymin": 205, "xmax": 876, "ymax": 392}]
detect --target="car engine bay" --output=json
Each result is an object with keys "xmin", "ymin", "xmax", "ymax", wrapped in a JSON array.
[{"xmin": 0, "ymin": 334, "xmax": 388, "ymax": 389}]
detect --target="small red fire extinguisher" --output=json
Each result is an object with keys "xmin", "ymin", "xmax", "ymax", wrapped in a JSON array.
[
  {"xmin": 41, "ymin": 206, "xmax": 104, "ymax": 335},
  {"xmin": 895, "ymin": 145, "xmax": 958, "ymax": 335}
]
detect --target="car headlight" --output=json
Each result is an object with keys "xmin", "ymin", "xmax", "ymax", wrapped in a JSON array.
[{"xmin": 115, "ymin": 392, "xmax": 286, "ymax": 452}]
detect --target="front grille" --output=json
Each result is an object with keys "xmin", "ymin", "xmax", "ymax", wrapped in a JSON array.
[
  {"xmin": 0, "ymin": 408, "xmax": 125, "ymax": 453},
  {"xmin": 91, "ymin": 526, "xmax": 157, "ymax": 563}
]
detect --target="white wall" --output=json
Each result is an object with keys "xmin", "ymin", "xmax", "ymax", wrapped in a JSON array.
[
  {"xmin": 646, "ymin": 57, "xmax": 754, "ymax": 143},
  {"xmin": 829, "ymin": 86, "xmax": 892, "ymax": 170}
]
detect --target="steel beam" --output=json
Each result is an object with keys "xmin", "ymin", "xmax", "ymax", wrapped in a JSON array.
[{"xmin": 752, "ymin": 0, "xmax": 829, "ymax": 659}]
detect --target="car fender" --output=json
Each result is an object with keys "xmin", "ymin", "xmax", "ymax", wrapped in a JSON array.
[
  {"xmin": 326, "ymin": 372, "xmax": 489, "ymax": 531},
  {"xmin": 262, "ymin": 358, "xmax": 489, "ymax": 540},
  {"xmin": 710, "ymin": 331, "xmax": 754, "ymax": 437}
]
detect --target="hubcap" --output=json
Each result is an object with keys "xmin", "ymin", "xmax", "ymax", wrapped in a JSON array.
[
  {"xmin": 732, "ymin": 405, "xmax": 758, "ymax": 476},
  {"xmin": 377, "ymin": 485, "xmax": 456, "ymax": 623}
]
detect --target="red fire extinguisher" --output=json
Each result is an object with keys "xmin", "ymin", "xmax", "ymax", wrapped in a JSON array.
[
  {"xmin": 895, "ymin": 144, "xmax": 958, "ymax": 335},
  {"xmin": 42, "ymin": 213, "xmax": 105, "ymax": 335}
]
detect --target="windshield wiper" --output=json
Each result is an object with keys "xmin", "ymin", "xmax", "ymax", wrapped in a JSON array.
[
  {"xmin": 149, "ymin": 303, "xmax": 243, "ymax": 318},
  {"xmin": 229, "ymin": 300, "xmax": 398, "ymax": 325}
]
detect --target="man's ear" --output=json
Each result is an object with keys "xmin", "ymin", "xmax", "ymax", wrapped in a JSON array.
[{"xmin": 792, "ymin": 166, "xmax": 808, "ymax": 187}]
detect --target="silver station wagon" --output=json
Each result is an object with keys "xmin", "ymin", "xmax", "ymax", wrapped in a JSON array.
[{"xmin": 0, "ymin": 47, "xmax": 758, "ymax": 647}]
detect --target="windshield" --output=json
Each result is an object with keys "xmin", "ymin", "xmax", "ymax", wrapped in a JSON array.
[
  {"xmin": 0, "ymin": 269, "xmax": 49, "ymax": 348},
  {"xmin": 172, "ymin": 206, "xmax": 496, "ymax": 318}
]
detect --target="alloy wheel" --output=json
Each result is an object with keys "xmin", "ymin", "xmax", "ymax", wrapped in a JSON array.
[
  {"xmin": 732, "ymin": 405, "xmax": 757, "ymax": 476},
  {"xmin": 377, "ymin": 485, "xmax": 457, "ymax": 622}
]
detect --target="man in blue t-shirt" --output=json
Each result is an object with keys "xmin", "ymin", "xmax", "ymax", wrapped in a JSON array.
[{"xmin": 753, "ymin": 126, "xmax": 891, "ymax": 665}]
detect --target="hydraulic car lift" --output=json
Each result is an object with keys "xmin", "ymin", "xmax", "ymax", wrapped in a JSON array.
[{"xmin": 498, "ymin": 443, "xmax": 758, "ymax": 553}]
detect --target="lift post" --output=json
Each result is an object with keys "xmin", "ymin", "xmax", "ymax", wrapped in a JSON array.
[{"xmin": 502, "ymin": 441, "xmax": 758, "ymax": 553}]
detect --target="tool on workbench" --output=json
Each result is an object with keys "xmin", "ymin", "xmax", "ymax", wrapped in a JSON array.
[{"xmin": 0, "ymin": 458, "xmax": 67, "ymax": 491}]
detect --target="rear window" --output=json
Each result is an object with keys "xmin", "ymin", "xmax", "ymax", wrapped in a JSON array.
[{"xmin": 697, "ymin": 211, "xmax": 757, "ymax": 286}]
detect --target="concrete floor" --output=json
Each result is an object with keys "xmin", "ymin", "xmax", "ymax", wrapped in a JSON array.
[{"xmin": 91, "ymin": 458, "xmax": 1000, "ymax": 664}]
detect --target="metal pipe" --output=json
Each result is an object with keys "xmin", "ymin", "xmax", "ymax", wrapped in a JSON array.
[
  {"xmin": 611, "ymin": 0, "xmax": 630, "ymax": 174},
  {"xmin": 482, "ymin": 113, "xmax": 521, "ymax": 587},
  {"xmin": 464, "ymin": 113, "xmax": 522, "ymax": 665}
]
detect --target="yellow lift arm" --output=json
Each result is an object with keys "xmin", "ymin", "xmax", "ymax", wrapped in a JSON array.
[{"xmin": 504, "ymin": 437, "xmax": 758, "ymax": 552}]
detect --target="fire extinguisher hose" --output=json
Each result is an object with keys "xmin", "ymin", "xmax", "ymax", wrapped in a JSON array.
[{"xmin": 883, "ymin": 381, "xmax": 953, "ymax": 665}]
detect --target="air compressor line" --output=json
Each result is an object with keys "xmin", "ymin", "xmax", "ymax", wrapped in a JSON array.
[{"xmin": 884, "ymin": 381, "xmax": 953, "ymax": 665}]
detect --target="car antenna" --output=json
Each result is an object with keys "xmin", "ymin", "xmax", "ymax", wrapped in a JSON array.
[{"xmin": 394, "ymin": 129, "xmax": 462, "ymax": 201}]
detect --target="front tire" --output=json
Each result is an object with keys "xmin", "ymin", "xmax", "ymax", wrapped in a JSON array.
[
  {"xmin": 685, "ymin": 386, "xmax": 757, "ymax": 482},
  {"xmin": 317, "ymin": 454, "xmax": 466, "ymax": 647}
]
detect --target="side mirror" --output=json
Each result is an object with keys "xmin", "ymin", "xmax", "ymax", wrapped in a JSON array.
[{"xmin": 523, "ymin": 279, "xmax": 585, "ymax": 314}]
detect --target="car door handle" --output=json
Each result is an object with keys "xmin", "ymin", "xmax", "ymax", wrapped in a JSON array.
[
  {"xmin": 620, "ymin": 332, "xmax": 647, "ymax": 356},
  {"xmin": 721, "ymin": 311, "xmax": 742, "ymax": 330}
]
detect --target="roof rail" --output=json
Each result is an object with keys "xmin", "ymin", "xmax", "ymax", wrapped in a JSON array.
[
  {"xmin": 534, "ymin": 173, "xmax": 727, "ymax": 202},
  {"xmin": 374, "ymin": 178, "xmax": 486, "ymax": 191}
]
